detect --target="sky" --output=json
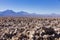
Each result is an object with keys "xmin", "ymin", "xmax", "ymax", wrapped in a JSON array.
[{"xmin": 0, "ymin": 0, "xmax": 60, "ymax": 14}]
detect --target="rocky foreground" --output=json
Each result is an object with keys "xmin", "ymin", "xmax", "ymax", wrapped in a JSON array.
[{"xmin": 0, "ymin": 17, "xmax": 60, "ymax": 40}]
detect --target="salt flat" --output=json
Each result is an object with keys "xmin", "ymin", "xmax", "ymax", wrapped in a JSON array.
[{"xmin": 0, "ymin": 17, "xmax": 60, "ymax": 40}]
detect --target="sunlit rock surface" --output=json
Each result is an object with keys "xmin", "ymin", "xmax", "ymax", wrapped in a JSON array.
[{"xmin": 0, "ymin": 17, "xmax": 60, "ymax": 40}]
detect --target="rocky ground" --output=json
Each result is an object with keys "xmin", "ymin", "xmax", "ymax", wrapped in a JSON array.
[{"xmin": 0, "ymin": 17, "xmax": 60, "ymax": 40}]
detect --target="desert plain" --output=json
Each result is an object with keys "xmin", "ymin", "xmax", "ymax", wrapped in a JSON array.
[{"xmin": 0, "ymin": 17, "xmax": 60, "ymax": 40}]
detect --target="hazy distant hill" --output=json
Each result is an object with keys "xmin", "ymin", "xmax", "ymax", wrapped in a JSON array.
[
  {"xmin": 0, "ymin": 10, "xmax": 60, "ymax": 17},
  {"xmin": 0, "ymin": 10, "xmax": 40, "ymax": 17}
]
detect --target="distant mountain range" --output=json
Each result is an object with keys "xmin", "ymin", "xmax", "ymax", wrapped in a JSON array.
[{"xmin": 0, "ymin": 10, "xmax": 60, "ymax": 17}]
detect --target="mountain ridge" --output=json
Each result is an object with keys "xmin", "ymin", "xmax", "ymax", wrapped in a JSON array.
[{"xmin": 0, "ymin": 10, "xmax": 60, "ymax": 17}]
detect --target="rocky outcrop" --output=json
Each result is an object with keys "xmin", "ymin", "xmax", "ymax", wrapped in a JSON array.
[{"xmin": 0, "ymin": 17, "xmax": 60, "ymax": 40}]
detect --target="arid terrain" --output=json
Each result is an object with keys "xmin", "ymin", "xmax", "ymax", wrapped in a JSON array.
[{"xmin": 0, "ymin": 17, "xmax": 60, "ymax": 40}]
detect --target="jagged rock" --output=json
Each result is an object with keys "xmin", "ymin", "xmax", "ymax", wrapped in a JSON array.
[{"xmin": 0, "ymin": 17, "xmax": 60, "ymax": 40}]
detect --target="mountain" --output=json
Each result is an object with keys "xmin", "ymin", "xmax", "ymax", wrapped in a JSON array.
[
  {"xmin": 0, "ymin": 10, "xmax": 39, "ymax": 17},
  {"xmin": 0, "ymin": 10, "xmax": 16, "ymax": 16},
  {"xmin": 16, "ymin": 11, "xmax": 31, "ymax": 16},
  {"xmin": 0, "ymin": 10, "xmax": 60, "ymax": 17}
]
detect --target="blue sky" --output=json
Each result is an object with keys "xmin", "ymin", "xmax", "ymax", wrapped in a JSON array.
[{"xmin": 0, "ymin": 0, "xmax": 60, "ymax": 14}]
